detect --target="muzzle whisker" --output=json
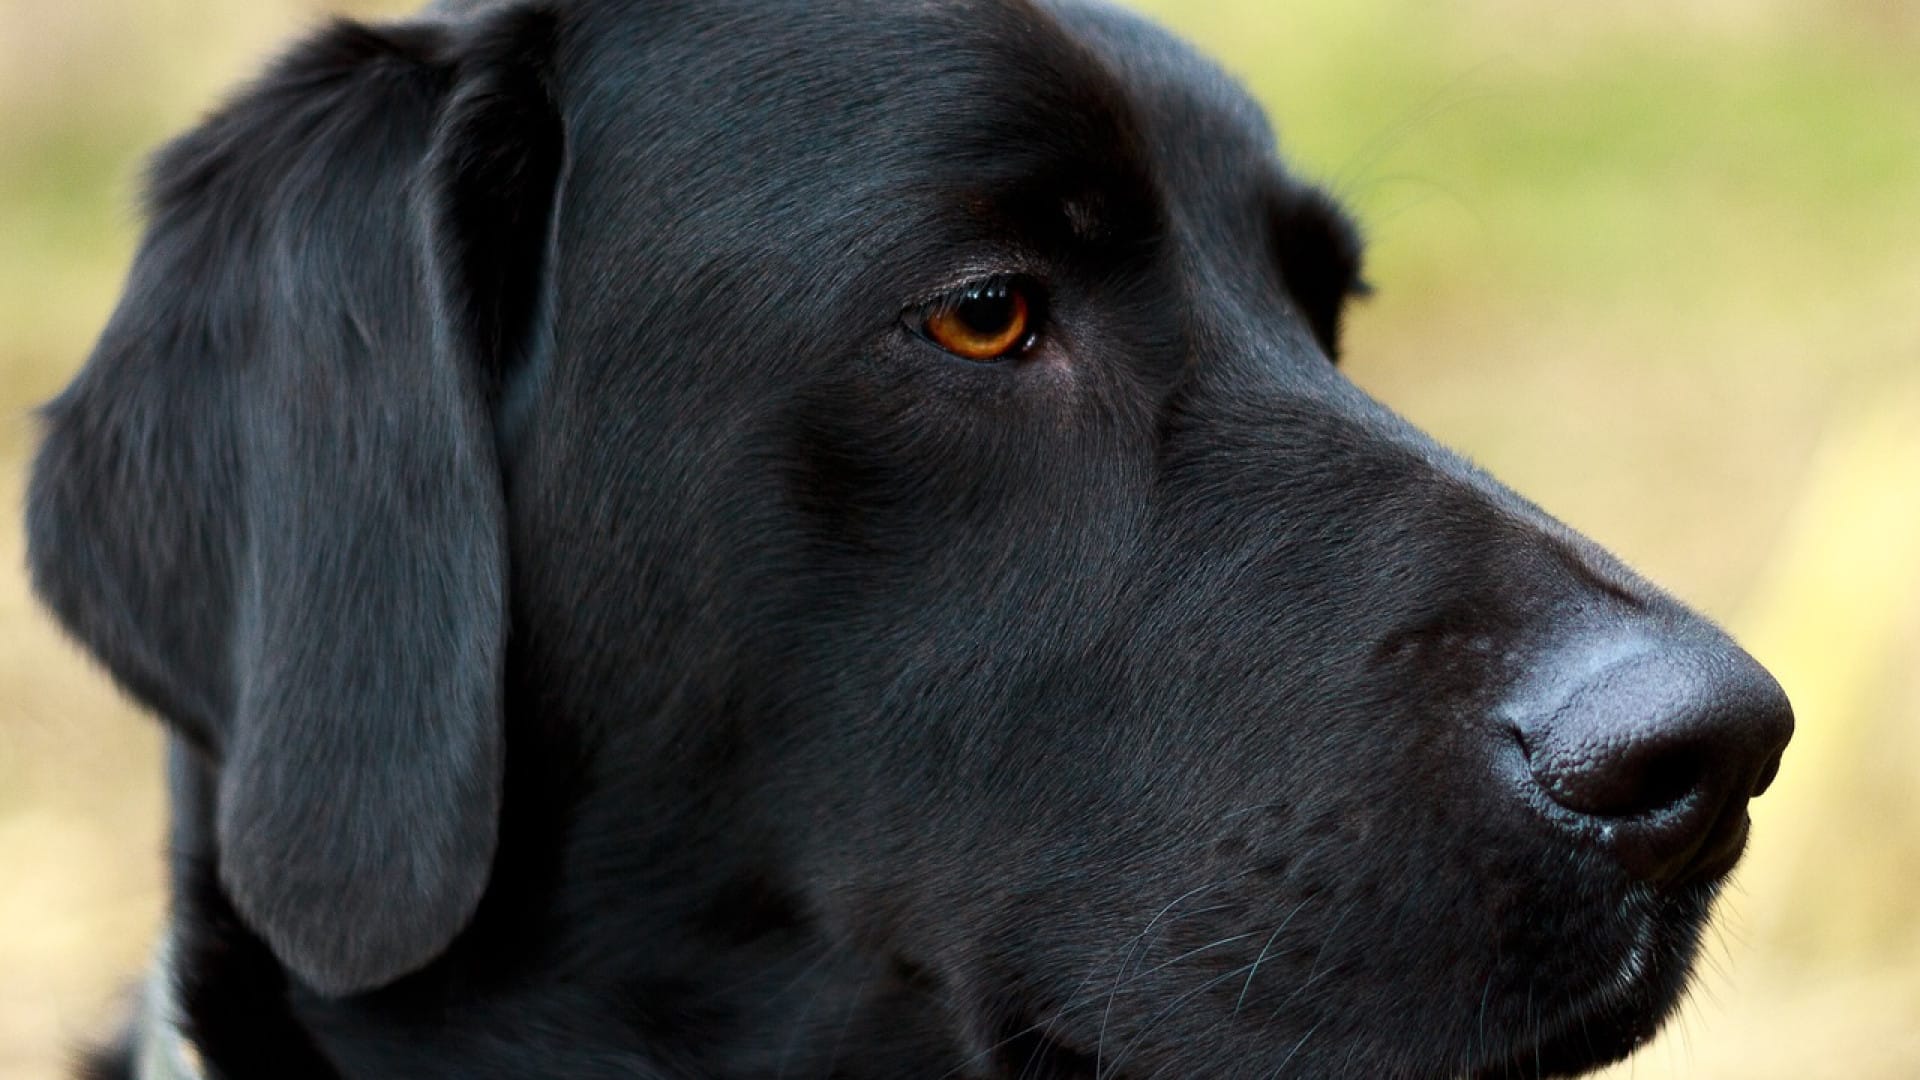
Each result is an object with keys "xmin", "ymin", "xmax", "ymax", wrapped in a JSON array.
[
  {"xmin": 1103, "ymin": 958, "xmax": 1269, "ymax": 1080},
  {"xmin": 1094, "ymin": 868, "xmax": 1262, "ymax": 1076},
  {"xmin": 1234, "ymin": 896, "xmax": 1316, "ymax": 1015}
]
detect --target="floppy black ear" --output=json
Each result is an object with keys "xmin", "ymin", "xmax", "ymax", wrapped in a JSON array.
[
  {"xmin": 1273, "ymin": 184, "xmax": 1369, "ymax": 359},
  {"xmin": 27, "ymin": 7, "xmax": 564, "ymax": 997}
]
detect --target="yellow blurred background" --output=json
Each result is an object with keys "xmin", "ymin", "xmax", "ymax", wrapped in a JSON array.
[{"xmin": 1, "ymin": 1, "xmax": 1915, "ymax": 1077}]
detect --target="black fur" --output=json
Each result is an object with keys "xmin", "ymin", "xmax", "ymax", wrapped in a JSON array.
[
  {"xmin": 31, "ymin": 1, "xmax": 1788, "ymax": 1077},
  {"xmin": 76, "ymin": 1039, "xmax": 133, "ymax": 1080}
]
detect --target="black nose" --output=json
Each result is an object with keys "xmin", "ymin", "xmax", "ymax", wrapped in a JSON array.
[{"xmin": 1511, "ymin": 640, "xmax": 1793, "ymax": 885}]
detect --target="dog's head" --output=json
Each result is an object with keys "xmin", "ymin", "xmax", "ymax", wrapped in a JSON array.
[{"xmin": 31, "ymin": 1, "xmax": 1791, "ymax": 1076}]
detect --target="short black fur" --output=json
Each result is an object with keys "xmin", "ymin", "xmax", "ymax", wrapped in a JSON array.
[{"xmin": 32, "ymin": 1, "xmax": 1787, "ymax": 1077}]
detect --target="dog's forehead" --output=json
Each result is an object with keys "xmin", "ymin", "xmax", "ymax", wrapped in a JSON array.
[
  {"xmin": 563, "ymin": 0, "xmax": 1280, "ymax": 203},
  {"xmin": 1037, "ymin": 0, "xmax": 1278, "ymax": 158},
  {"xmin": 934, "ymin": 0, "xmax": 1284, "ymax": 185},
  {"xmin": 550, "ymin": 0, "xmax": 1299, "ymax": 354}
]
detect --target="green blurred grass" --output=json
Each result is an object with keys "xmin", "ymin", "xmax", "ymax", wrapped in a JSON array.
[{"xmin": 2, "ymin": 2, "xmax": 1916, "ymax": 1077}]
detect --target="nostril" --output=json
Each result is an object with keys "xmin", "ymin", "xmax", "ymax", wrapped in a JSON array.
[
  {"xmin": 1526, "ymin": 729, "xmax": 1706, "ymax": 821},
  {"xmin": 1626, "ymin": 747, "xmax": 1704, "ymax": 817},
  {"xmin": 1509, "ymin": 639, "xmax": 1793, "ymax": 884}
]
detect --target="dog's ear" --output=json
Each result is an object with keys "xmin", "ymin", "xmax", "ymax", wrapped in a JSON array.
[
  {"xmin": 1273, "ymin": 185, "xmax": 1369, "ymax": 359},
  {"xmin": 27, "ymin": 7, "xmax": 564, "ymax": 997}
]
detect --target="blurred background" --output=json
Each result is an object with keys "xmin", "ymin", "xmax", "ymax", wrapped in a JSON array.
[{"xmin": 1, "ymin": 0, "xmax": 1915, "ymax": 1076}]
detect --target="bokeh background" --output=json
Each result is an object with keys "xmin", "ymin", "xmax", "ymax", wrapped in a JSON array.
[{"xmin": 1, "ymin": 0, "xmax": 1915, "ymax": 1076}]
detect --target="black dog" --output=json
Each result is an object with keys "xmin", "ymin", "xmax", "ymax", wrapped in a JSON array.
[{"xmin": 29, "ymin": 0, "xmax": 1792, "ymax": 1076}]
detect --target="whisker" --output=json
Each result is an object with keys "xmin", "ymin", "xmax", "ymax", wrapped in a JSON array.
[
  {"xmin": 820, "ymin": 957, "xmax": 875, "ymax": 1080},
  {"xmin": 1104, "ymin": 958, "xmax": 1269, "ymax": 1078},
  {"xmin": 1266, "ymin": 1016, "xmax": 1329, "ymax": 1079},
  {"xmin": 1474, "ymin": 961, "xmax": 1496, "ymax": 1068},
  {"xmin": 1262, "ymin": 895, "xmax": 1362, "ymax": 1026},
  {"xmin": 772, "ymin": 946, "xmax": 842, "ymax": 1080},
  {"xmin": 1117, "ymin": 928, "xmax": 1267, "ymax": 989},
  {"xmin": 1095, "ymin": 868, "xmax": 1261, "ymax": 1076},
  {"xmin": 1235, "ymin": 895, "xmax": 1315, "ymax": 1014},
  {"xmin": 1326, "ymin": 60, "xmax": 1507, "ymax": 200}
]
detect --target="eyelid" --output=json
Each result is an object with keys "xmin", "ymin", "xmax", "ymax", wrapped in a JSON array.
[
  {"xmin": 923, "ymin": 274, "xmax": 1019, "ymax": 316},
  {"xmin": 903, "ymin": 251, "xmax": 1050, "ymax": 312},
  {"xmin": 899, "ymin": 271, "xmax": 1046, "ymax": 331}
]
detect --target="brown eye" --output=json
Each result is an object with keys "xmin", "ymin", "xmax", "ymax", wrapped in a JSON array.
[{"xmin": 922, "ymin": 279, "xmax": 1033, "ymax": 361}]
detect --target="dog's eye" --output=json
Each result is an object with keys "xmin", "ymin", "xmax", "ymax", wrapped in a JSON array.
[{"xmin": 920, "ymin": 278, "xmax": 1036, "ymax": 361}]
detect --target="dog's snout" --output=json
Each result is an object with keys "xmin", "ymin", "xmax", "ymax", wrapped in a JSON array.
[{"xmin": 1511, "ymin": 640, "xmax": 1793, "ymax": 885}]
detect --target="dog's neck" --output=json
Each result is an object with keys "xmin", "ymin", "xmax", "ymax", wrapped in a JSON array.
[{"xmin": 158, "ymin": 734, "xmax": 968, "ymax": 1079}]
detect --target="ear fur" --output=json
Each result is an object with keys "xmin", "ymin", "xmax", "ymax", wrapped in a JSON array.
[
  {"xmin": 1273, "ymin": 184, "xmax": 1369, "ymax": 359},
  {"xmin": 27, "ymin": 6, "xmax": 564, "ymax": 997}
]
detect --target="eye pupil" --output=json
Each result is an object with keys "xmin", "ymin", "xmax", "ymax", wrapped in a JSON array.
[{"xmin": 956, "ymin": 289, "xmax": 1014, "ymax": 335}]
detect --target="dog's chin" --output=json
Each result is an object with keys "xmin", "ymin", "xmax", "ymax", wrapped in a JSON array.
[
  {"xmin": 976, "ymin": 887, "xmax": 1713, "ymax": 1080},
  {"xmin": 979, "ymin": 980, "xmax": 1687, "ymax": 1080},
  {"xmin": 1464, "ymin": 981, "xmax": 1674, "ymax": 1080},
  {"xmin": 1461, "ymin": 892, "xmax": 1709, "ymax": 1080}
]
